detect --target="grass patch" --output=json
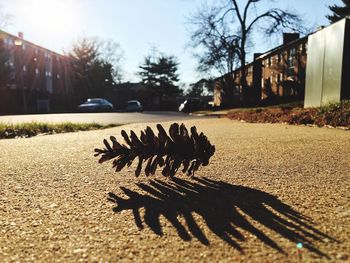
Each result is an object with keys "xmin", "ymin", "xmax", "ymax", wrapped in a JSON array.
[
  {"xmin": 227, "ymin": 100, "xmax": 350, "ymax": 129},
  {"xmin": 0, "ymin": 122, "xmax": 121, "ymax": 139}
]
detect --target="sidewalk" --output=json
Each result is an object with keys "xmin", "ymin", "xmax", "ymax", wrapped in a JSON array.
[
  {"xmin": 190, "ymin": 109, "xmax": 229, "ymax": 117},
  {"xmin": 1, "ymin": 118, "xmax": 349, "ymax": 262}
]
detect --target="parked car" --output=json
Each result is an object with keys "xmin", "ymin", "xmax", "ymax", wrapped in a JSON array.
[
  {"xmin": 125, "ymin": 100, "xmax": 143, "ymax": 112},
  {"xmin": 178, "ymin": 98, "xmax": 202, "ymax": 112},
  {"xmin": 77, "ymin": 98, "xmax": 114, "ymax": 112}
]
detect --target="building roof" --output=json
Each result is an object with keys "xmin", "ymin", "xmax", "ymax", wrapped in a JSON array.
[
  {"xmin": 0, "ymin": 29, "xmax": 66, "ymax": 57},
  {"xmin": 214, "ymin": 33, "xmax": 309, "ymax": 81},
  {"xmin": 255, "ymin": 35, "xmax": 308, "ymax": 60}
]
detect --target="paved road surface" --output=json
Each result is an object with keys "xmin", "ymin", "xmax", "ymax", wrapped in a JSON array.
[
  {"xmin": 0, "ymin": 111, "xmax": 207, "ymax": 124},
  {"xmin": 1, "ymin": 119, "xmax": 349, "ymax": 262}
]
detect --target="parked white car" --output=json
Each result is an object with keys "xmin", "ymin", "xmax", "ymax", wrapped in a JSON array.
[{"xmin": 125, "ymin": 100, "xmax": 143, "ymax": 112}]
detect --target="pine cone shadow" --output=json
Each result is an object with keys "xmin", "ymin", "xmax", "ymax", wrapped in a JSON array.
[{"xmin": 108, "ymin": 177, "xmax": 336, "ymax": 257}]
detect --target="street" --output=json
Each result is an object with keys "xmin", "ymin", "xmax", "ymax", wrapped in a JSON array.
[
  {"xmin": 0, "ymin": 119, "xmax": 349, "ymax": 262},
  {"xmin": 0, "ymin": 111, "xmax": 207, "ymax": 125}
]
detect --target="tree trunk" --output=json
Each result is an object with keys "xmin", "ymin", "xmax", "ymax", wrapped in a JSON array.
[{"xmin": 240, "ymin": 43, "xmax": 249, "ymax": 106}]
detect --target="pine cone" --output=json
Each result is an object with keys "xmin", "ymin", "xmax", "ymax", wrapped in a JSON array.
[{"xmin": 94, "ymin": 123, "xmax": 215, "ymax": 177}]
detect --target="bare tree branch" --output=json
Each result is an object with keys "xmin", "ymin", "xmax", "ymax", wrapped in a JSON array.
[{"xmin": 187, "ymin": 0, "xmax": 306, "ymax": 105}]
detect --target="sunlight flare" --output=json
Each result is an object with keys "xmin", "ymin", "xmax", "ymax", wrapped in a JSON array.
[{"xmin": 24, "ymin": 0, "xmax": 78, "ymax": 35}]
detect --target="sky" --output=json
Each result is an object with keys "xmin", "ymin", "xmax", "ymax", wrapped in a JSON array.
[{"xmin": 0, "ymin": 0, "xmax": 340, "ymax": 85}]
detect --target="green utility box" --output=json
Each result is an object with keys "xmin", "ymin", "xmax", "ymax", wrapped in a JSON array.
[{"xmin": 304, "ymin": 18, "xmax": 350, "ymax": 108}]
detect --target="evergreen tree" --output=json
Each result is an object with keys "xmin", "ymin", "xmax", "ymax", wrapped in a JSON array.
[
  {"xmin": 187, "ymin": 79, "xmax": 214, "ymax": 97},
  {"xmin": 0, "ymin": 41, "xmax": 10, "ymax": 87},
  {"xmin": 139, "ymin": 54, "xmax": 182, "ymax": 102},
  {"xmin": 327, "ymin": 0, "xmax": 350, "ymax": 23},
  {"xmin": 68, "ymin": 37, "xmax": 119, "ymax": 100}
]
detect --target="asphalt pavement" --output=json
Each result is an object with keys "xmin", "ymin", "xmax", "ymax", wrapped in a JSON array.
[
  {"xmin": 0, "ymin": 119, "xmax": 349, "ymax": 262},
  {"xmin": 0, "ymin": 111, "xmax": 209, "ymax": 125}
]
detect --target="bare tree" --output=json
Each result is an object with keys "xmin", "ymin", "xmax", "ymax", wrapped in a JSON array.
[
  {"xmin": 188, "ymin": 0, "xmax": 305, "ymax": 105},
  {"xmin": 0, "ymin": 6, "xmax": 12, "ymax": 29},
  {"xmin": 67, "ymin": 37, "xmax": 124, "ymax": 101},
  {"xmin": 97, "ymin": 38, "xmax": 124, "ymax": 83},
  {"xmin": 187, "ymin": 78, "xmax": 215, "ymax": 97},
  {"xmin": 188, "ymin": 4, "xmax": 241, "ymax": 76}
]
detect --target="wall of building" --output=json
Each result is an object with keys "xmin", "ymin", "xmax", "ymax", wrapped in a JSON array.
[
  {"xmin": 0, "ymin": 31, "xmax": 72, "ymax": 114},
  {"xmin": 305, "ymin": 18, "xmax": 350, "ymax": 107},
  {"xmin": 214, "ymin": 34, "xmax": 308, "ymax": 107},
  {"xmin": 260, "ymin": 38, "xmax": 307, "ymax": 102},
  {"xmin": 214, "ymin": 18, "xmax": 350, "ymax": 108}
]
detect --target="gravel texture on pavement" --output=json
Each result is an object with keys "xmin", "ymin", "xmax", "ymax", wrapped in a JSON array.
[{"xmin": 0, "ymin": 118, "xmax": 349, "ymax": 262}]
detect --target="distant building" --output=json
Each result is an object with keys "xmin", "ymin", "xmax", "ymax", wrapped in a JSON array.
[
  {"xmin": 213, "ymin": 17, "xmax": 350, "ymax": 107},
  {"xmin": 104, "ymin": 82, "xmax": 151, "ymax": 110},
  {"xmin": 0, "ymin": 31, "xmax": 71, "ymax": 114},
  {"xmin": 105, "ymin": 82, "xmax": 183, "ymax": 111}
]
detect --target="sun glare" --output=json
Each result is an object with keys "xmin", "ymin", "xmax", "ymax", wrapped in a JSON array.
[{"xmin": 24, "ymin": 0, "xmax": 78, "ymax": 35}]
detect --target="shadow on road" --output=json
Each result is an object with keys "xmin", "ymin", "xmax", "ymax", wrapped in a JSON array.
[{"xmin": 108, "ymin": 177, "xmax": 336, "ymax": 256}]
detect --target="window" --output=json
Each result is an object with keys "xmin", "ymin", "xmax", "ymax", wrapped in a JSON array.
[
  {"xmin": 22, "ymin": 65, "xmax": 27, "ymax": 72},
  {"xmin": 35, "ymin": 68, "xmax": 40, "ymax": 76},
  {"xmin": 233, "ymin": 86, "xmax": 240, "ymax": 96},
  {"xmin": 5, "ymin": 61, "xmax": 14, "ymax": 69},
  {"xmin": 57, "ymin": 73, "xmax": 60, "ymax": 79},
  {"xmin": 247, "ymin": 66, "xmax": 252, "ymax": 74},
  {"xmin": 287, "ymin": 48, "xmax": 296, "ymax": 72},
  {"xmin": 300, "ymin": 43, "xmax": 307, "ymax": 54},
  {"xmin": 299, "ymin": 44, "xmax": 303, "ymax": 53},
  {"xmin": 46, "ymin": 54, "xmax": 52, "ymax": 62},
  {"xmin": 290, "ymin": 48, "xmax": 296, "ymax": 57},
  {"xmin": 272, "ymin": 55, "xmax": 277, "ymax": 65},
  {"xmin": 45, "ymin": 52, "xmax": 51, "ymax": 61},
  {"xmin": 3, "ymin": 38, "xmax": 13, "ymax": 47}
]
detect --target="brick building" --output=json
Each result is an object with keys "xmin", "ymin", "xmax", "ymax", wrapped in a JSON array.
[
  {"xmin": 215, "ymin": 16, "xmax": 350, "ymax": 108},
  {"xmin": 259, "ymin": 34, "xmax": 308, "ymax": 101},
  {"xmin": 214, "ymin": 32, "xmax": 308, "ymax": 107},
  {"xmin": 0, "ymin": 31, "xmax": 71, "ymax": 114}
]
